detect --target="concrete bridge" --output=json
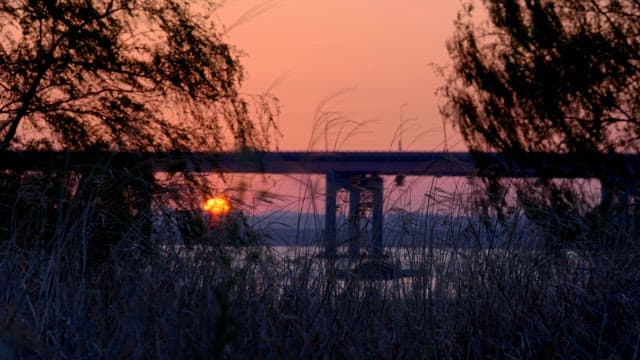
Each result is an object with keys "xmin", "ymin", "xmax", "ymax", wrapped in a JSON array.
[{"xmin": 2, "ymin": 150, "xmax": 640, "ymax": 257}]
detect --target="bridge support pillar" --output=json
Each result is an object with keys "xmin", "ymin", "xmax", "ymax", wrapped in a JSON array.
[
  {"xmin": 348, "ymin": 187, "xmax": 361, "ymax": 260},
  {"xmin": 370, "ymin": 176, "xmax": 384, "ymax": 261},
  {"xmin": 324, "ymin": 172, "xmax": 337, "ymax": 258},
  {"xmin": 324, "ymin": 173, "xmax": 385, "ymax": 260},
  {"xmin": 600, "ymin": 175, "xmax": 636, "ymax": 232}
]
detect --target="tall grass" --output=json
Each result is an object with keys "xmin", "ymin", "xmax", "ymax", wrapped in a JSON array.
[{"xmin": 1, "ymin": 167, "xmax": 640, "ymax": 359}]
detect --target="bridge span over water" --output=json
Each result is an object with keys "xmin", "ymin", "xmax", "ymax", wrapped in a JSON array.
[
  {"xmin": 5, "ymin": 150, "xmax": 638, "ymax": 176},
  {"xmin": 2, "ymin": 150, "xmax": 640, "ymax": 258}
]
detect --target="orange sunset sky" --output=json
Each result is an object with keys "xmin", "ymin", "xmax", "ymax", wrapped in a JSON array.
[{"xmin": 217, "ymin": 1, "xmax": 468, "ymax": 151}]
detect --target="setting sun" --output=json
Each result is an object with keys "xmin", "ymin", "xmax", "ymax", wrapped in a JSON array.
[{"xmin": 203, "ymin": 196, "xmax": 231, "ymax": 216}]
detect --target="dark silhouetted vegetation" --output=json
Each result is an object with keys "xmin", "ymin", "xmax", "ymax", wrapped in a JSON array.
[
  {"xmin": 0, "ymin": 0, "xmax": 277, "ymax": 152},
  {"xmin": 0, "ymin": 0, "xmax": 278, "ymax": 262},
  {"xmin": 443, "ymin": 0, "xmax": 639, "ymax": 154},
  {"xmin": 1, "ymin": 175, "xmax": 639, "ymax": 358},
  {"xmin": 442, "ymin": 0, "xmax": 640, "ymax": 245},
  {"xmin": 1, "ymin": 0, "xmax": 639, "ymax": 358}
]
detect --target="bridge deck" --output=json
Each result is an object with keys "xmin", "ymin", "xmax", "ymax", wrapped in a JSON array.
[{"xmin": 1, "ymin": 151, "xmax": 639, "ymax": 178}]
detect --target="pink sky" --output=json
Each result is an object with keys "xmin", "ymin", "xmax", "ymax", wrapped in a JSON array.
[
  {"xmin": 217, "ymin": 1, "xmax": 467, "ymax": 151},
  {"xmin": 210, "ymin": 1, "xmax": 476, "ymax": 214}
]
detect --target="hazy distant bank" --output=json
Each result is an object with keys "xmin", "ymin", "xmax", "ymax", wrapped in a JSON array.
[{"xmin": 250, "ymin": 211, "xmax": 537, "ymax": 249}]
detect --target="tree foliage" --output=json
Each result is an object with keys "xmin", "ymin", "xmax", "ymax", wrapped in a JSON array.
[
  {"xmin": 443, "ymin": 0, "xmax": 640, "ymax": 155},
  {"xmin": 0, "ymin": 0, "xmax": 277, "ymax": 151},
  {"xmin": 0, "ymin": 0, "xmax": 279, "ymax": 265},
  {"xmin": 443, "ymin": 0, "xmax": 640, "ymax": 244}
]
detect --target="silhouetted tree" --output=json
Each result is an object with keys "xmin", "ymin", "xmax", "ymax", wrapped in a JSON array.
[
  {"xmin": 0, "ymin": 0, "xmax": 277, "ymax": 264},
  {"xmin": 443, "ymin": 0, "xmax": 640, "ymax": 245},
  {"xmin": 0, "ymin": 0, "xmax": 277, "ymax": 151}
]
